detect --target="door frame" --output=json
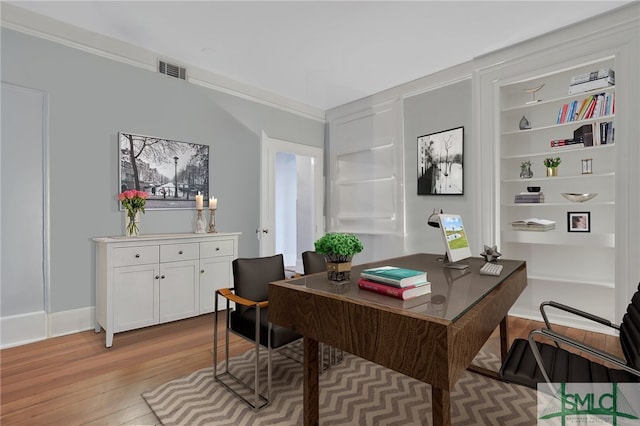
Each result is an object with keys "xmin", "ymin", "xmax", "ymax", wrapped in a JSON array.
[{"xmin": 259, "ymin": 131, "xmax": 324, "ymax": 257}]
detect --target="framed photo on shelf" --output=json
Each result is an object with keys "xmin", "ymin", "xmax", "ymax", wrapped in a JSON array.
[
  {"xmin": 119, "ymin": 132, "xmax": 210, "ymax": 210},
  {"xmin": 567, "ymin": 211, "xmax": 590, "ymax": 233},
  {"xmin": 581, "ymin": 158, "xmax": 593, "ymax": 174},
  {"xmin": 417, "ymin": 126, "xmax": 464, "ymax": 195}
]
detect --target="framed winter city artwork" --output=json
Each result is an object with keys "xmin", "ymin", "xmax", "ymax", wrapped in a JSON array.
[
  {"xmin": 417, "ymin": 126, "xmax": 464, "ymax": 195},
  {"xmin": 119, "ymin": 132, "xmax": 209, "ymax": 210}
]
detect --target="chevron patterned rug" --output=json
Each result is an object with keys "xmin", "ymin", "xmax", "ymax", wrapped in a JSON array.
[{"xmin": 143, "ymin": 345, "xmax": 536, "ymax": 425}]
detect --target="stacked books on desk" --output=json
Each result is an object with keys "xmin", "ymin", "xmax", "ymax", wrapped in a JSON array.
[
  {"xmin": 514, "ymin": 192, "xmax": 544, "ymax": 203},
  {"xmin": 358, "ymin": 266, "xmax": 430, "ymax": 300},
  {"xmin": 511, "ymin": 218, "xmax": 556, "ymax": 231}
]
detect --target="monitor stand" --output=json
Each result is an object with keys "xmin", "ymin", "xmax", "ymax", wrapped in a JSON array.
[{"xmin": 440, "ymin": 253, "xmax": 469, "ymax": 270}]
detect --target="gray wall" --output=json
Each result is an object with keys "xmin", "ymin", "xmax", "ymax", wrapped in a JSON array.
[
  {"xmin": 1, "ymin": 28, "xmax": 324, "ymax": 314},
  {"xmin": 403, "ymin": 79, "xmax": 476, "ymax": 256}
]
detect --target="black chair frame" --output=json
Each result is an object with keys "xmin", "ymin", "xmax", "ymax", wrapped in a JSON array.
[
  {"xmin": 214, "ymin": 288, "xmax": 273, "ymax": 411},
  {"xmin": 501, "ymin": 289, "xmax": 640, "ymax": 394}
]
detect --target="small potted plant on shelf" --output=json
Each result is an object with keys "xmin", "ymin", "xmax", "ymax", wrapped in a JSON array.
[
  {"xmin": 543, "ymin": 157, "xmax": 562, "ymax": 177},
  {"xmin": 314, "ymin": 233, "xmax": 364, "ymax": 282}
]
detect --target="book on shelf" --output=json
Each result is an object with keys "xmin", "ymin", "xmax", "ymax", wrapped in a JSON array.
[
  {"xmin": 357, "ymin": 278, "xmax": 431, "ymax": 300},
  {"xmin": 360, "ymin": 266, "xmax": 427, "ymax": 288},
  {"xmin": 550, "ymin": 138, "xmax": 582, "ymax": 148},
  {"xmin": 569, "ymin": 68, "xmax": 615, "ymax": 86},
  {"xmin": 568, "ymin": 77, "xmax": 614, "ymax": 95},
  {"xmin": 514, "ymin": 193, "xmax": 544, "ymax": 203},
  {"xmin": 556, "ymin": 92, "xmax": 614, "ymax": 124},
  {"xmin": 511, "ymin": 218, "xmax": 556, "ymax": 231}
]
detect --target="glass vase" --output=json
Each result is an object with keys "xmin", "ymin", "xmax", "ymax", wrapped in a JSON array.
[
  {"xmin": 325, "ymin": 254, "xmax": 353, "ymax": 282},
  {"xmin": 125, "ymin": 210, "xmax": 140, "ymax": 237}
]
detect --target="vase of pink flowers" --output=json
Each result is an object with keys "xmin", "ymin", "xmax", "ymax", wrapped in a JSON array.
[{"xmin": 118, "ymin": 189, "xmax": 148, "ymax": 236}]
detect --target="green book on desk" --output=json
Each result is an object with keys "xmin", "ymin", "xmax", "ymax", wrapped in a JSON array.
[{"xmin": 360, "ymin": 266, "xmax": 427, "ymax": 288}]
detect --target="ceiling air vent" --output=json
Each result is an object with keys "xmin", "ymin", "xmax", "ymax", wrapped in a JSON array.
[{"xmin": 158, "ymin": 60, "xmax": 186, "ymax": 80}]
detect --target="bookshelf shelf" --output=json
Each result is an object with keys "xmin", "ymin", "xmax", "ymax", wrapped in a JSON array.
[{"xmin": 501, "ymin": 114, "xmax": 615, "ymax": 136}]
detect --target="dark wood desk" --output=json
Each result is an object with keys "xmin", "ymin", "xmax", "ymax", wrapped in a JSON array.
[{"xmin": 269, "ymin": 254, "xmax": 527, "ymax": 426}]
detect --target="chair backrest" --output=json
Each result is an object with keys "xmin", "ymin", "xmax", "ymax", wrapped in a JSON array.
[
  {"xmin": 302, "ymin": 251, "xmax": 326, "ymax": 275},
  {"xmin": 620, "ymin": 282, "xmax": 640, "ymax": 369},
  {"xmin": 232, "ymin": 254, "xmax": 285, "ymax": 314}
]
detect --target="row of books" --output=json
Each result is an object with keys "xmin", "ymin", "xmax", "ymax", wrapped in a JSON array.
[
  {"xmin": 568, "ymin": 68, "xmax": 615, "ymax": 95},
  {"xmin": 357, "ymin": 266, "xmax": 430, "ymax": 300},
  {"xmin": 514, "ymin": 192, "xmax": 544, "ymax": 204},
  {"xmin": 511, "ymin": 218, "xmax": 556, "ymax": 232},
  {"xmin": 551, "ymin": 121, "xmax": 614, "ymax": 148},
  {"xmin": 556, "ymin": 92, "xmax": 614, "ymax": 124}
]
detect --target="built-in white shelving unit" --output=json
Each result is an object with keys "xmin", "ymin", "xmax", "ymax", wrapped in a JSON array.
[{"xmin": 499, "ymin": 57, "xmax": 617, "ymax": 303}]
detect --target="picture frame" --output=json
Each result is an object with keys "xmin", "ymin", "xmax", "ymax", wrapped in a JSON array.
[
  {"xmin": 567, "ymin": 211, "xmax": 590, "ymax": 232},
  {"xmin": 417, "ymin": 126, "xmax": 464, "ymax": 195},
  {"xmin": 581, "ymin": 158, "xmax": 593, "ymax": 174},
  {"xmin": 119, "ymin": 132, "xmax": 209, "ymax": 210}
]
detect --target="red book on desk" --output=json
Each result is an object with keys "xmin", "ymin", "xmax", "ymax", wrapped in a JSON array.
[{"xmin": 357, "ymin": 278, "xmax": 431, "ymax": 300}]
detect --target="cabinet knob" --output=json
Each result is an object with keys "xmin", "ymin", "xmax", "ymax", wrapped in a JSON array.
[
  {"xmin": 178, "ymin": 250, "xmax": 183, "ymax": 255},
  {"xmin": 135, "ymin": 254, "xmax": 140, "ymax": 258},
  {"xmin": 201, "ymin": 269, "xmax": 205, "ymax": 273},
  {"xmin": 216, "ymin": 247, "xmax": 220, "ymax": 251},
  {"xmin": 161, "ymin": 275, "xmax": 165, "ymax": 279},
  {"xmin": 155, "ymin": 275, "xmax": 160, "ymax": 279}
]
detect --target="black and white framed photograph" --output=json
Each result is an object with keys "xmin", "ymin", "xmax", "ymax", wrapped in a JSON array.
[
  {"xmin": 119, "ymin": 132, "xmax": 209, "ymax": 209},
  {"xmin": 567, "ymin": 211, "xmax": 590, "ymax": 232},
  {"xmin": 417, "ymin": 126, "xmax": 464, "ymax": 195}
]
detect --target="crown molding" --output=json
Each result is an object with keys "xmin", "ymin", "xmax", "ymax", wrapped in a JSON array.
[{"xmin": 1, "ymin": 3, "xmax": 326, "ymax": 123}]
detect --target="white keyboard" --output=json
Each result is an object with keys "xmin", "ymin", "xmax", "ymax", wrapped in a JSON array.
[{"xmin": 480, "ymin": 262, "xmax": 503, "ymax": 276}]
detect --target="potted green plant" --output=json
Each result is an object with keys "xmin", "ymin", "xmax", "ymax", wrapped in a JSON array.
[
  {"xmin": 543, "ymin": 157, "xmax": 562, "ymax": 177},
  {"xmin": 314, "ymin": 233, "xmax": 363, "ymax": 282}
]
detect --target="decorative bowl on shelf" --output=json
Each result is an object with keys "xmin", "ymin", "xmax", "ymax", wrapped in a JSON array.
[{"xmin": 561, "ymin": 192, "xmax": 598, "ymax": 203}]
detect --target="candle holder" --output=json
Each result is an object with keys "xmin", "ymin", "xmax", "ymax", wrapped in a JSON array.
[
  {"xmin": 208, "ymin": 208, "xmax": 217, "ymax": 233},
  {"xmin": 195, "ymin": 209, "xmax": 207, "ymax": 234}
]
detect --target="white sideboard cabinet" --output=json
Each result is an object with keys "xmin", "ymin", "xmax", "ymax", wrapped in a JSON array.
[{"xmin": 93, "ymin": 232, "xmax": 240, "ymax": 347}]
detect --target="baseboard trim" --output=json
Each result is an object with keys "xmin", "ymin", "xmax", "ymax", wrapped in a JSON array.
[
  {"xmin": 0, "ymin": 311, "xmax": 47, "ymax": 349},
  {"xmin": 1, "ymin": 307, "xmax": 95, "ymax": 349},
  {"xmin": 48, "ymin": 306, "xmax": 95, "ymax": 338},
  {"xmin": 509, "ymin": 308, "xmax": 618, "ymax": 336}
]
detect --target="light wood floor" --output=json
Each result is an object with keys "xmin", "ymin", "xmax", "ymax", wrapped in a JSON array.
[{"xmin": 0, "ymin": 313, "xmax": 624, "ymax": 425}]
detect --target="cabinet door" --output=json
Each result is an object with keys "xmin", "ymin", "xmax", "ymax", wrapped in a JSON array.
[
  {"xmin": 113, "ymin": 264, "xmax": 160, "ymax": 332},
  {"xmin": 199, "ymin": 256, "xmax": 233, "ymax": 314},
  {"xmin": 159, "ymin": 260, "xmax": 199, "ymax": 323}
]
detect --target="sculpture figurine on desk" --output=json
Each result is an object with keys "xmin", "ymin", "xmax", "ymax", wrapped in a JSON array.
[{"xmin": 481, "ymin": 245, "xmax": 502, "ymax": 262}]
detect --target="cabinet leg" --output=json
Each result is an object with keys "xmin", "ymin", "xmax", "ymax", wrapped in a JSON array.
[
  {"xmin": 106, "ymin": 332, "xmax": 113, "ymax": 348},
  {"xmin": 95, "ymin": 322, "xmax": 101, "ymax": 333}
]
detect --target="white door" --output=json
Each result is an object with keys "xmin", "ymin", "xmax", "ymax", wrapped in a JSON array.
[{"xmin": 259, "ymin": 131, "xmax": 324, "ymax": 266}]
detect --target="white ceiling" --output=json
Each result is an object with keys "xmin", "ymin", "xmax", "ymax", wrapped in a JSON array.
[{"xmin": 7, "ymin": 1, "xmax": 631, "ymax": 111}]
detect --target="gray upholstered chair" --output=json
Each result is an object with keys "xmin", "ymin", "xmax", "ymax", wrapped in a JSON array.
[
  {"xmin": 500, "ymin": 282, "xmax": 640, "ymax": 390},
  {"xmin": 214, "ymin": 254, "xmax": 301, "ymax": 411},
  {"xmin": 302, "ymin": 250, "xmax": 327, "ymax": 275}
]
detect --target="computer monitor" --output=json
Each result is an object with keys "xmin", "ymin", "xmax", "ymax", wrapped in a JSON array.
[{"xmin": 437, "ymin": 213, "xmax": 472, "ymax": 269}]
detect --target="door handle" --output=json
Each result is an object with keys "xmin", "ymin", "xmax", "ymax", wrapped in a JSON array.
[{"xmin": 256, "ymin": 228, "xmax": 269, "ymax": 234}]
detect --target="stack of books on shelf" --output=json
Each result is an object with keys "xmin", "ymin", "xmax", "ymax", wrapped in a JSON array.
[
  {"xmin": 514, "ymin": 192, "xmax": 544, "ymax": 203},
  {"xmin": 511, "ymin": 218, "xmax": 556, "ymax": 231},
  {"xmin": 358, "ymin": 266, "xmax": 430, "ymax": 300},
  {"xmin": 556, "ymin": 92, "xmax": 615, "ymax": 124},
  {"xmin": 568, "ymin": 68, "xmax": 615, "ymax": 95}
]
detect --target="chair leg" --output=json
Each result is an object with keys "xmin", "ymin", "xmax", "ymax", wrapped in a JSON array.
[{"xmin": 254, "ymin": 305, "xmax": 261, "ymax": 412}]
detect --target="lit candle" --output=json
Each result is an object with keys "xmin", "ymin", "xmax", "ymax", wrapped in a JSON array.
[
  {"xmin": 209, "ymin": 197, "xmax": 217, "ymax": 209},
  {"xmin": 195, "ymin": 192, "xmax": 203, "ymax": 210}
]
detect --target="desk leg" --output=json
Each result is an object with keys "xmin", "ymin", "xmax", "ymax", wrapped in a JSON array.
[
  {"xmin": 432, "ymin": 386, "xmax": 451, "ymax": 426},
  {"xmin": 303, "ymin": 336, "xmax": 319, "ymax": 426}
]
